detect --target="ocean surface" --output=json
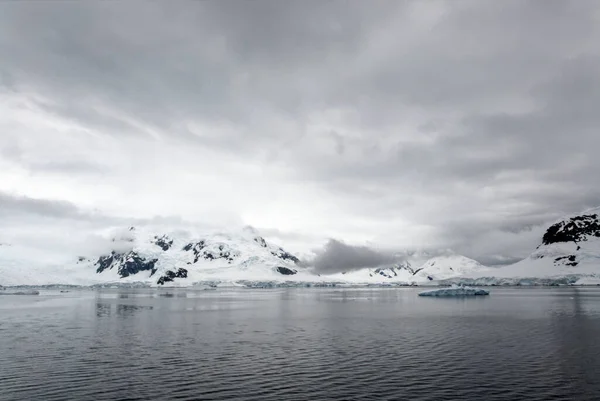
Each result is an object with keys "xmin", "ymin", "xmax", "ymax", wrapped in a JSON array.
[{"xmin": 1, "ymin": 287, "xmax": 600, "ymax": 401}]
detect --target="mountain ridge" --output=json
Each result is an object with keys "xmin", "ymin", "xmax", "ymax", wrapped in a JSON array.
[{"xmin": 2, "ymin": 208, "xmax": 600, "ymax": 286}]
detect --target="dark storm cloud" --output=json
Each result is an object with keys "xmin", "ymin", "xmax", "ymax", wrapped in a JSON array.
[
  {"xmin": 310, "ymin": 239, "xmax": 398, "ymax": 273},
  {"xmin": 1, "ymin": 0, "xmax": 599, "ymax": 265},
  {"xmin": 0, "ymin": 0, "xmax": 389, "ymax": 133}
]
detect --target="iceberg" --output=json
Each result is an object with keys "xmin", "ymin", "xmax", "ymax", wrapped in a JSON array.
[{"xmin": 418, "ymin": 285, "xmax": 489, "ymax": 297}]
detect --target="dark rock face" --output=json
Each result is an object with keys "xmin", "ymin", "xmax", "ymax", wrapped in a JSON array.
[
  {"xmin": 213, "ymin": 245, "xmax": 236, "ymax": 262},
  {"xmin": 154, "ymin": 235, "xmax": 173, "ymax": 251},
  {"xmin": 157, "ymin": 268, "xmax": 188, "ymax": 285},
  {"xmin": 554, "ymin": 255, "xmax": 579, "ymax": 267},
  {"xmin": 271, "ymin": 248, "xmax": 300, "ymax": 264},
  {"xmin": 372, "ymin": 263, "xmax": 423, "ymax": 279},
  {"xmin": 276, "ymin": 266, "xmax": 297, "ymax": 275},
  {"xmin": 183, "ymin": 241, "xmax": 206, "ymax": 263},
  {"xmin": 542, "ymin": 214, "xmax": 600, "ymax": 245},
  {"xmin": 374, "ymin": 267, "xmax": 397, "ymax": 279},
  {"xmin": 395, "ymin": 262, "xmax": 423, "ymax": 276},
  {"xmin": 182, "ymin": 241, "xmax": 236, "ymax": 263},
  {"xmin": 254, "ymin": 236, "xmax": 268, "ymax": 248},
  {"xmin": 76, "ymin": 256, "xmax": 91, "ymax": 264},
  {"xmin": 96, "ymin": 253, "xmax": 117, "ymax": 273},
  {"xmin": 95, "ymin": 251, "xmax": 158, "ymax": 278}
]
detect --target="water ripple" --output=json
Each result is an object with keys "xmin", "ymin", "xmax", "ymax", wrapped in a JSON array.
[{"xmin": 1, "ymin": 288, "xmax": 600, "ymax": 401}]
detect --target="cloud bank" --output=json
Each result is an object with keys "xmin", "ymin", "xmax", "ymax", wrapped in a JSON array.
[{"xmin": 1, "ymin": 1, "xmax": 599, "ymax": 264}]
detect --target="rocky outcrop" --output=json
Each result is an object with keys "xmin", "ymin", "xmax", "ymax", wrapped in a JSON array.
[
  {"xmin": 95, "ymin": 251, "xmax": 158, "ymax": 278},
  {"xmin": 271, "ymin": 248, "xmax": 300, "ymax": 264},
  {"xmin": 157, "ymin": 268, "xmax": 188, "ymax": 285},
  {"xmin": 374, "ymin": 267, "xmax": 397, "ymax": 278},
  {"xmin": 254, "ymin": 236, "xmax": 267, "ymax": 248},
  {"xmin": 182, "ymin": 241, "xmax": 238, "ymax": 263},
  {"xmin": 395, "ymin": 261, "xmax": 424, "ymax": 276},
  {"xmin": 182, "ymin": 240, "xmax": 205, "ymax": 262},
  {"xmin": 89, "ymin": 227, "xmax": 303, "ymax": 284},
  {"xmin": 154, "ymin": 235, "xmax": 173, "ymax": 251},
  {"xmin": 368, "ymin": 262, "xmax": 423, "ymax": 279},
  {"xmin": 276, "ymin": 266, "xmax": 297, "ymax": 275},
  {"xmin": 554, "ymin": 255, "xmax": 578, "ymax": 267},
  {"xmin": 542, "ymin": 214, "xmax": 600, "ymax": 245}
]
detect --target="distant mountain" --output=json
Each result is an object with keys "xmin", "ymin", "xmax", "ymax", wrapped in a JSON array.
[
  {"xmin": 510, "ymin": 209, "xmax": 600, "ymax": 275},
  {"xmin": 86, "ymin": 228, "xmax": 488, "ymax": 286},
  {"xmin": 325, "ymin": 254, "xmax": 489, "ymax": 284},
  {"xmin": 0, "ymin": 226, "xmax": 312, "ymax": 287},
  {"xmin": 3, "ymin": 208, "xmax": 599, "ymax": 287},
  {"xmin": 0, "ymin": 224, "xmax": 489, "ymax": 286},
  {"xmin": 460, "ymin": 208, "xmax": 600, "ymax": 285},
  {"xmin": 87, "ymin": 226, "xmax": 309, "ymax": 286}
]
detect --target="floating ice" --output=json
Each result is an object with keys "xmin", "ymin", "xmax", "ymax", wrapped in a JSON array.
[{"xmin": 419, "ymin": 285, "xmax": 489, "ymax": 297}]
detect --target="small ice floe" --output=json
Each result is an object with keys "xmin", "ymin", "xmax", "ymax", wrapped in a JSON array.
[
  {"xmin": 0, "ymin": 289, "xmax": 40, "ymax": 296},
  {"xmin": 418, "ymin": 285, "xmax": 489, "ymax": 297}
]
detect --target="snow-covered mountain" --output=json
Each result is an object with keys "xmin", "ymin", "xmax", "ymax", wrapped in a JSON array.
[
  {"xmin": 2, "ymin": 207, "xmax": 599, "ymax": 287},
  {"xmin": 319, "ymin": 255, "xmax": 489, "ymax": 285},
  {"xmin": 80, "ymin": 226, "xmax": 315, "ymax": 286},
  {"xmin": 458, "ymin": 208, "xmax": 600, "ymax": 285},
  {"xmin": 0, "ymin": 224, "xmax": 489, "ymax": 286},
  {"xmin": 0, "ymin": 225, "xmax": 313, "ymax": 286}
]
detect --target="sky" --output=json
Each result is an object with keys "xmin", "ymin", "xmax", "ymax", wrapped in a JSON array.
[{"xmin": 1, "ymin": 0, "xmax": 600, "ymax": 266}]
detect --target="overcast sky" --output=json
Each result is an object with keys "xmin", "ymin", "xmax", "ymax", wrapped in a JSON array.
[{"xmin": 1, "ymin": 1, "xmax": 599, "ymax": 265}]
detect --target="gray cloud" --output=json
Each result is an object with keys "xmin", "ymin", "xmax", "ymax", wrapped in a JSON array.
[
  {"xmin": 310, "ymin": 239, "xmax": 398, "ymax": 273},
  {"xmin": 1, "ymin": 1, "xmax": 599, "ymax": 264},
  {"xmin": 0, "ymin": 192, "xmax": 87, "ymax": 220}
]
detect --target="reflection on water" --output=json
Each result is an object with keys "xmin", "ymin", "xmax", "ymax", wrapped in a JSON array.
[
  {"xmin": 95, "ymin": 302, "xmax": 111, "ymax": 318},
  {"xmin": 0, "ymin": 288, "xmax": 599, "ymax": 401}
]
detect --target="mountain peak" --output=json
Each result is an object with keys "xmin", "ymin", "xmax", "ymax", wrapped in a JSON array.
[
  {"xmin": 86, "ymin": 226, "xmax": 304, "ymax": 285},
  {"xmin": 542, "ymin": 213, "xmax": 600, "ymax": 246}
]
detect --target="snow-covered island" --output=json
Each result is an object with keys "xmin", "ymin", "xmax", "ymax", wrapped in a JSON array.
[{"xmin": 1, "ymin": 208, "xmax": 600, "ymax": 288}]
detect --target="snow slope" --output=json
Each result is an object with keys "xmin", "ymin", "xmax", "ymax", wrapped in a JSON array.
[
  {"xmin": 0, "ymin": 226, "xmax": 313, "ymax": 287},
  {"xmin": 0, "ymin": 225, "xmax": 489, "ymax": 287},
  {"xmin": 321, "ymin": 255, "xmax": 489, "ymax": 285},
  {"xmin": 3, "ymin": 207, "xmax": 599, "ymax": 287},
  {"xmin": 458, "ymin": 208, "xmax": 600, "ymax": 284}
]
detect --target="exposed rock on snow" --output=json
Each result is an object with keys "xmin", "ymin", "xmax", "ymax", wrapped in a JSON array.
[
  {"xmin": 95, "ymin": 251, "xmax": 159, "ymax": 278},
  {"xmin": 276, "ymin": 266, "xmax": 297, "ymax": 275},
  {"xmin": 81, "ymin": 226, "xmax": 305, "ymax": 286},
  {"xmin": 254, "ymin": 236, "xmax": 268, "ymax": 248},
  {"xmin": 182, "ymin": 241, "xmax": 239, "ymax": 263},
  {"xmin": 482, "ymin": 208, "xmax": 600, "ymax": 281},
  {"xmin": 3, "ymin": 207, "xmax": 600, "ymax": 287},
  {"xmin": 157, "ymin": 268, "xmax": 188, "ymax": 285},
  {"xmin": 154, "ymin": 235, "xmax": 174, "ymax": 251},
  {"xmin": 271, "ymin": 248, "xmax": 301, "ymax": 264},
  {"xmin": 542, "ymin": 213, "xmax": 600, "ymax": 245},
  {"xmin": 441, "ymin": 208, "xmax": 600, "ymax": 285}
]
